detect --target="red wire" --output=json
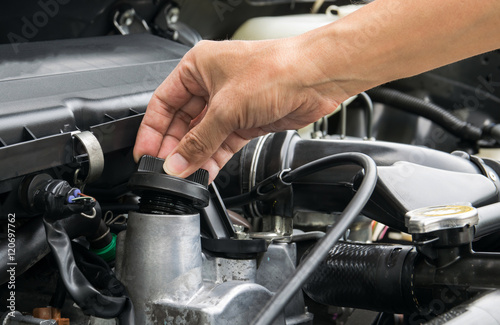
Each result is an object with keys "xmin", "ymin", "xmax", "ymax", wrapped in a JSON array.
[{"xmin": 78, "ymin": 192, "xmax": 96, "ymax": 201}]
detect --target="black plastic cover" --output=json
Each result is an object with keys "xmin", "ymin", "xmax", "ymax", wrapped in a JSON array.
[
  {"xmin": 0, "ymin": 34, "xmax": 188, "ymax": 181},
  {"xmin": 0, "ymin": 34, "xmax": 189, "ymax": 217},
  {"xmin": 362, "ymin": 162, "xmax": 498, "ymax": 230}
]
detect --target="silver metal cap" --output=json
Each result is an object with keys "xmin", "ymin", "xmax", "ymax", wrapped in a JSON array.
[{"xmin": 405, "ymin": 203, "xmax": 478, "ymax": 234}]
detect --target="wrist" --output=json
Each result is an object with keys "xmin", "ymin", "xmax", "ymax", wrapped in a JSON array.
[
  {"xmin": 290, "ymin": 0, "xmax": 500, "ymax": 102},
  {"xmin": 288, "ymin": 23, "xmax": 373, "ymax": 101}
]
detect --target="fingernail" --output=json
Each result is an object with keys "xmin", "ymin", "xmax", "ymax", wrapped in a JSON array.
[{"xmin": 164, "ymin": 153, "xmax": 189, "ymax": 175}]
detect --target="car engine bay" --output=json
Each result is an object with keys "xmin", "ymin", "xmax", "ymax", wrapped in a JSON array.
[{"xmin": 1, "ymin": 1, "xmax": 500, "ymax": 324}]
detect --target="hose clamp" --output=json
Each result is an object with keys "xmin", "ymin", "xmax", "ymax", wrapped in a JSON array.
[{"xmin": 73, "ymin": 131, "xmax": 105, "ymax": 186}]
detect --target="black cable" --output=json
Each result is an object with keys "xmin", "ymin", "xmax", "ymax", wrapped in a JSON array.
[
  {"xmin": 223, "ymin": 190, "xmax": 253, "ymax": 207},
  {"xmin": 224, "ymin": 152, "xmax": 376, "ymax": 208},
  {"xmin": 366, "ymin": 87, "xmax": 483, "ymax": 141},
  {"xmin": 282, "ymin": 153, "xmax": 372, "ymax": 183},
  {"xmin": 251, "ymin": 153, "xmax": 378, "ymax": 325}
]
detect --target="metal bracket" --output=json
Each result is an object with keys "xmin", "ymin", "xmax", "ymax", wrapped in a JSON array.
[{"xmin": 113, "ymin": 8, "xmax": 150, "ymax": 35}]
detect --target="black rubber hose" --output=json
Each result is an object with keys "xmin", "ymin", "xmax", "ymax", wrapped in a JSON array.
[
  {"xmin": 50, "ymin": 276, "xmax": 67, "ymax": 309},
  {"xmin": 282, "ymin": 153, "xmax": 370, "ymax": 183},
  {"xmin": 252, "ymin": 153, "xmax": 377, "ymax": 325},
  {"xmin": 302, "ymin": 242, "xmax": 419, "ymax": 314},
  {"xmin": 0, "ymin": 212, "xmax": 101, "ymax": 285},
  {"xmin": 43, "ymin": 217, "xmax": 134, "ymax": 323},
  {"xmin": 366, "ymin": 87, "xmax": 483, "ymax": 141},
  {"xmin": 224, "ymin": 151, "xmax": 377, "ymax": 208},
  {"xmin": 71, "ymin": 242, "xmax": 134, "ymax": 323}
]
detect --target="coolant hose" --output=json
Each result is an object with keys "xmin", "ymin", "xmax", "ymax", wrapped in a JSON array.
[
  {"xmin": 366, "ymin": 87, "xmax": 483, "ymax": 141},
  {"xmin": 302, "ymin": 241, "xmax": 419, "ymax": 313},
  {"xmin": 303, "ymin": 241, "xmax": 500, "ymax": 314}
]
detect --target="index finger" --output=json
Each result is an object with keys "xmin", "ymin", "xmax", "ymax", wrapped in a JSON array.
[{"xmin": 133, "ymin": 66, "xmax": 195, "ymax": 162}]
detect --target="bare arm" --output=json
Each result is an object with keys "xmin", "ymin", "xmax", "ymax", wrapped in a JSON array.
[
  {"xmin": 303, "ymin": 0, "xmax": 500, "ymax": 96},
  {"xmin": 133, "ymin": 0, "xmax": 500, "ymax": 181}
]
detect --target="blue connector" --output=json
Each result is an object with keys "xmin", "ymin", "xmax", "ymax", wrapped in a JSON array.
[{"xmin": 67, "ymin": 188, "xmax": 81, "ymax": 203}]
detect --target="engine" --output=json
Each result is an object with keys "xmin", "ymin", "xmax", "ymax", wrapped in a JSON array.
[{"xmin": 1, "ymin": 2, "xmax": 500, "ymax": 325}]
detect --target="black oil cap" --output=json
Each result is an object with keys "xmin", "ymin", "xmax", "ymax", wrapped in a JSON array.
[
  {"xmin": 129, "ymin": 155, "xmax": 210, "ymax": 212},
  {"xmin": 137, "ymin": 155, "xmax": 209, "ymax": 187}
]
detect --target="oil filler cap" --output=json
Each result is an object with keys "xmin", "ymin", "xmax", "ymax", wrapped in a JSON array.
[
  {"xmin": 137, "ymin": 155, "xmax": 209, "ymax": 186},
  {"xmin": 405, "ymin": 203, "xmax": 478, "ymax": 234},
  {"xmin": 129, "ymin": 155, "xmax": 210, "ymax": 211}
]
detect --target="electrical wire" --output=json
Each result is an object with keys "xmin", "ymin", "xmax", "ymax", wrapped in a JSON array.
[
  {"xmin": 77, "ymin": 192, "xmax": 96, "ymax": 200},
  {"xmin": 71, "ymin": 193, "xmax": 96, "ymax": 204},
  {"xmin": 71, "ymin": 192, "xmax": 97, "ymax": 219},
  {"xmin": 104, "ymin": 211, "xmax": 128, "ymax": 225},
  {"xmin": 379, "ymin": 226, "xmax": 389, "ymax": 241},
  {"xmin": 372, "ymin": 222, "xmax": 386, "ymax": 242},
  {"xmin": 251, "ymin": 152, "xmax": 377, "ymax": 325}
]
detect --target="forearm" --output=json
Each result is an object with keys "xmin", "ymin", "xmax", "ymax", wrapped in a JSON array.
[
  {"xmin": 297, "ymin": 0, "xmax": 500, "ymax": 97},
  {"xmin": 133, "ymin": 0, "xmax": 500, "ymax": 178}
]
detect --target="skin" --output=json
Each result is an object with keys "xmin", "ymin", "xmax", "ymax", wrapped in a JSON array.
[{"xmin": 133, "ymin": 0, "xmax": 500, "ymax": 182}]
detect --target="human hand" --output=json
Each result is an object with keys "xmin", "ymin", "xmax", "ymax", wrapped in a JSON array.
[{"xmin": 133, "ymin": 38, "xmax": 350, "ymax": 182}]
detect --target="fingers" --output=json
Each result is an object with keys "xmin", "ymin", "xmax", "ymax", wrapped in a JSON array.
[
  {"xmin": 157, "ymin": 96, "xmax": 207, "ymax": 158},
  {"xmin": 200, "ymin": 132, "xmax": 252, "ymax": 183},
  {"xmin": 133, "ymin": 62, "xmax": 205, "ymax": 162},
  {"xmin": 163, "ymin": 109, "xmax": 240, "ymax": 179}
]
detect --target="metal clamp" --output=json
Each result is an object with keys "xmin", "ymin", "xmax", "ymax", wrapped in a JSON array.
[{"xmin": 73, "ymin": 131, "xmax": 105, "ymax": 186}]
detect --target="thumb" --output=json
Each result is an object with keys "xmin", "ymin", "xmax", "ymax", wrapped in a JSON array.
[{"xmin": 163, "ymin": 111, "xmax": 232, "ymax": 178}]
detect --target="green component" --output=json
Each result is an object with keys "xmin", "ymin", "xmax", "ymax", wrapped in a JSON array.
[{"xmin": 91, "ymin": 233, "xmax": 117, "ymax": 262}]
